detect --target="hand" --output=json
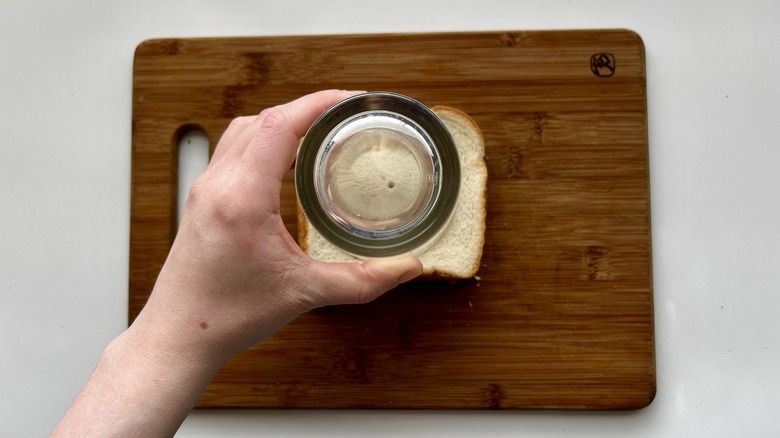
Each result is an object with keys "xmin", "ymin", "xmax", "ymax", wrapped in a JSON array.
[
  {"xmin": 147, "ymin": 89, "xmax": 423, "ymax": 361},
  {"xmin": 52, "ymin": 90, "xmax": 422, "ymax": 437}
]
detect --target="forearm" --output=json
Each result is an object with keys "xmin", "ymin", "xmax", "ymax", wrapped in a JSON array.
[{"xmin": 51, "ymin": 313, "xmax": 223, "ymax": 437}]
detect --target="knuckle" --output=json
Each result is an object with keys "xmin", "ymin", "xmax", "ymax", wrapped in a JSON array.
[
  {"xmin": 356, "ymin": 266, "xmax": 391, "ymax": 304},
  {"xmin": 209, "ymin": 187, "xmax": 248, "ymax": 226},
  {"xmin": 258, "ymin": 107, "xmax": 289, "ymax": 134},
  {"xmin": 185, "ymin": 173, "xmax": 210, "ymax": 207},
  {"xmin": 228, "ymin": 115, "xmax": 250, "ymax": 129},
  {"xmin": 190, "ymin": 177, "xmax": 248, "ymax": 228}
]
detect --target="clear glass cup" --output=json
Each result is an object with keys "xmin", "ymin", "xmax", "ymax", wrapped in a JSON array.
[{"xmin": 296, "ymin": 92, "xmax": 460, "ymax": 258}]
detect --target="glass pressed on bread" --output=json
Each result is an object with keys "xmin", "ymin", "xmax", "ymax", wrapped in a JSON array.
[
  {"xmin": 298, "ymin": 103, "xmax": 487, "ymax": 279},
  {"xmin": 295, "ymin": 92, "xmax": 461, "ymax": 259}
]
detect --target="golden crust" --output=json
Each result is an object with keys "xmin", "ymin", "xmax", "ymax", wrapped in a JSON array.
[{"xmin": 296, "ymin": 201, "xmax": 310, "ymax": 253}]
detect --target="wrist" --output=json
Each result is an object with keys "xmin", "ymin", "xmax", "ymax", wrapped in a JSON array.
[
  {"xmin": 51, "ymin": 310, "xmax": 224, "ymax": 437},
  {"xmin": 128, "ymin": 293, "xmax": 233, "ymax": 375}
]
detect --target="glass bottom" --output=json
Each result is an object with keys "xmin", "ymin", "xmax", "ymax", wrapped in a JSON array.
[{"xmin": 325, "ymin": 126, "xmax": 434, "ymax": 233}]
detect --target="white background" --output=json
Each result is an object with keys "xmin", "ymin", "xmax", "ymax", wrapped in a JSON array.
[{"xmin": 1, "ymin": 0, "xmax": 779, "ymax": 436}]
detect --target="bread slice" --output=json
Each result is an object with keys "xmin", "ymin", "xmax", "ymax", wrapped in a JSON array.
[{"xmin": 298, "ymin": 106, "xmax": 487, "ymax": 279}]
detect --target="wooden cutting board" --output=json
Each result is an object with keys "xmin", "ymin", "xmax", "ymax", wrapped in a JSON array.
[{"xmin": 130, "ymin": 29, "xmax": 654, "ymax": 410}]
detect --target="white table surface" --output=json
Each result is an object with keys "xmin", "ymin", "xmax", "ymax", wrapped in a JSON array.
[{"xmin": 2, "ymin": 0, "xmax": 779, "ymax": 436}]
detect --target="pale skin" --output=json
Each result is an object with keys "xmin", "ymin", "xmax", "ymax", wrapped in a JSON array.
[{"xmin": 51, "ymin": 90, "xmax": 423, "ymax": 437}]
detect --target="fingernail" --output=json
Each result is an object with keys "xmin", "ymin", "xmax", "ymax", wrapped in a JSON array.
[
  {"xmin": 369, "ymin": 255, "xmax": 422, "ymax": 284},
  {"xmin": 399, "ymin": 268, "xmax": 422, "ymax": 284}
]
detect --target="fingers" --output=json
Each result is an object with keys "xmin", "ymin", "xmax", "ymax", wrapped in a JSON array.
[
  {"xmin": 238, "ymin": 90, "xmax": 365, "ymax": 184},
  {"xmin": 207, "ymin": 90, "xmax": 363, "ymax": 183},
  {"xmin": 209, "ymin": 116, "xmax": 255, "ymax": 166},
  {"xmin": 268, "ymin": 89, "xmax": 364, "ymax": 139},
  {"xmin": 307, "ymin": 255, "xmax": 423, "ymax": 307},
  {"xmin": 207, "ymin": 113, "xmax": 278, "ymax": 175}
]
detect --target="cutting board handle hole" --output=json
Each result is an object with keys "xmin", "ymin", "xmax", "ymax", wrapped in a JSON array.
[{"xmin": 176, "ymin": 125, "xmax": 210, "ymax": 226}]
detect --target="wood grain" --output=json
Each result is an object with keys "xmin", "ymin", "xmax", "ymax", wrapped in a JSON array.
[{"xmin": 130, "ymin": 30, "xmax": 654, "ymax": 410}]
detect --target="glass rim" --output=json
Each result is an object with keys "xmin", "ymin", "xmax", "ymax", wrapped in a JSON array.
[{"xmin": 295, "ymin": 92, "xmax": 461, "ymax": 258}]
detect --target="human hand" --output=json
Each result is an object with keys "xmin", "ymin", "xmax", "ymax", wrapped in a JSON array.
[
  {"xmin": 140, "ymin": 89, "xmax": 423, "ymax": 363},
  {"xmin": 51, "ymin": 90, "xmax": 422, "ymax": 437}
]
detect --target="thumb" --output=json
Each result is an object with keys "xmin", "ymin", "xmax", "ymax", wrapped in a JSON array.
[{"xmin": 308, "ymin": 255, "xmax": 423, "ymax": 306}]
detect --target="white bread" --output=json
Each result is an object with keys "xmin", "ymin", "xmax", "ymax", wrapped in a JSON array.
[{"xmin": 298, "ymin": 106, "xmax": 487, "ymax": 279}]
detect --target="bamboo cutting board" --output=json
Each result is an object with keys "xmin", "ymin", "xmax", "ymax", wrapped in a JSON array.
[{"xmin": 130, "ymin": 30, "xmax": 654, "ymax": 410}]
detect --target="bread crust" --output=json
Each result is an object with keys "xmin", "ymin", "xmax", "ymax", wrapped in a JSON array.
[
  {"xmin": 296, "ymin": 202, "xmax": 310, "ymax": 253},
  {"xmin": 425, "ymin": 106, "xmax": 488, "ymax": 279}
]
